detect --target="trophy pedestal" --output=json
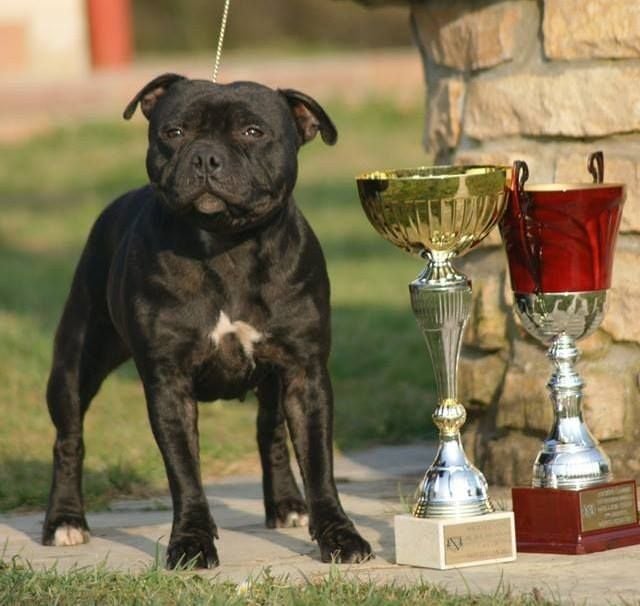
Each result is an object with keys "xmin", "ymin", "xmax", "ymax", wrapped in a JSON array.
[
  {"xmin": 394, "ymin": 512, "xmax": 516, "ymax": 569},
  {"xmin": 512, "ymin": 480, "xmax": 640, "ymax": 554}
]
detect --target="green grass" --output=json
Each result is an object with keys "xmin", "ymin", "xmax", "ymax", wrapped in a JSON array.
[
  {"xmin": 0, "ymin": 558, "xmax": 563, "ymax": 606},
  {"xmin": 0, "ymin": 98, "xmax": 435, "ymax": 512}
]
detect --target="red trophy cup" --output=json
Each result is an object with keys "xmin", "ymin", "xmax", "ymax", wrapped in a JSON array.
[{"xmin": 500, "ymin": 152, "xmax": 640, "ymax": 554}]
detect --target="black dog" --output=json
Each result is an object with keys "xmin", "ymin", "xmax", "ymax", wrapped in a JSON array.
[{"xmin": 42, "ymin": 74, "xmax": 372, "ymax": 568}]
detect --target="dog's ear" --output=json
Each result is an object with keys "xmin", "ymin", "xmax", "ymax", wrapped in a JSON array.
[
  {"xmin": 279, "ymin": 89, "xmax": 338, "ymax": 146},
  {"xmin": 123, "ymin": 73, "xmax": 187, "ymax": 121}
]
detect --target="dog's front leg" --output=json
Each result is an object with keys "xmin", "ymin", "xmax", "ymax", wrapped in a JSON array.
[
  {"xmin": 141, "ymin": 369, "xmax": 218, "ymax": 569},
  {"xmin": 282, "ymin": 363, "xmax": 372, "ymax": 563}
]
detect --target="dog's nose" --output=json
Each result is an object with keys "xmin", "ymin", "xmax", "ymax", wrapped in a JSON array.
[{"xmin": 192, "ymin": 151, "xmax": 222, "ymax": 175}]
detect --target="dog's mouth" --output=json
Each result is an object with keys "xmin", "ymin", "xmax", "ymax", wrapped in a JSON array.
[
  {"xmin": 193, "ymin": 193, "xmax": 227, "ymax": 215},
  {"xmin": 187, "ymin": 184, "xmax": 247, "ymax": 218},
  {"xmin": 158, "ymin": 181, "xmax": 281, "ymax": 233}
]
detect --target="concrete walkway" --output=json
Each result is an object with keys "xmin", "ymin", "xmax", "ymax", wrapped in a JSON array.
[{"xmin": 2, "ymin": 443, "xmax": 639, "ymax": 604}]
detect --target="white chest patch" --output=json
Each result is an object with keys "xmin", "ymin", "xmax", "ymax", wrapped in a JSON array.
[{"xmin": 210, "ymin": 311, "xmax": 263, "ymax": 358}]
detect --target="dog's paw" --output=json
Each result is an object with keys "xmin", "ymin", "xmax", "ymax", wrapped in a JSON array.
[
  {"xmin": 52, "ymin": 524, "xmax": 90, "ymax": 546},
  {"xmin": 166, "ymin": 535, "xmax": 219, "ymax": 569},
  {"xmin": 318, "ymin": 524, "xmax": 373, "ymax": 564},
  {"xmin": 42, "ymin": 516, "xmax": 90, "ymax": 547},
  {"xmin": 266, "ymin": 497, "xmax": 309, "ymax": 529}
]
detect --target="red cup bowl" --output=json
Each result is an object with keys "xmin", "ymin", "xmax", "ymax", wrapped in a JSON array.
[{"xmin": 500, "ymin": 182, "xmax": 625, "ymax": 294}]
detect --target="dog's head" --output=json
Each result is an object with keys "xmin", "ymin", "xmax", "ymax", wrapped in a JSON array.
[{"xmin": 124, "ymin": 74, "xmax": 337, "ymax": 233}]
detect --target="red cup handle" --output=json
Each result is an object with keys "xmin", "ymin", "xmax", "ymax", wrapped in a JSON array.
[
  {"xmin": 510, "ymin": 160, "xmax": 542, "ymax": 293},
  {"xmin": 588, "ymin": 150, "xmax": 604, "ymax": 184}
]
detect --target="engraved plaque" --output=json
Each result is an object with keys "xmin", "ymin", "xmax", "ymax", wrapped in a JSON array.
[
  {"xmin": 443, "ymin": 517, "xmax": 514, "ymax": 566},
  {"xmin": 579, "ymin": 482, "xmax": 638, "ymax": 533}
]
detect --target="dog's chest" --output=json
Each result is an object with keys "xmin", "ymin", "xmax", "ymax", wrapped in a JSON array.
[
  {"xmin": 124, "ymin": 228, "xmax": 326, "ymax": 401},
  {"xmin": 184, "ymin": 257, "xmax": 294, "ymax": 400},
  {"xmin": 190, "ymin": 307, "xmax": 265, "ymax": 401},
  {"xmin": 207, "ymin": 309, "xmax": 264, "ymax": 372}
]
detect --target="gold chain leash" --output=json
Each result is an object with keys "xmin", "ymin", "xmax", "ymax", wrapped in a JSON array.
[{"xmin": 212, "ymin": 0, "xmax": 231, "ymax": 83}]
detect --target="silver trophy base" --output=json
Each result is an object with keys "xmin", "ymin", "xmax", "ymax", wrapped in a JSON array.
[
  {"xmin": 395, "ymin": 512, "xmax": 516, "ymax": 569},
  {"xmin": 515, "ymin": 291, "xmax": 612, "ymax": 490},
  {"xmin": 413, "ymin": 436, "xmax": 494, "ymax": 517},
  {"xmin": 532, "ymin": 438, "xmax": 612, "ymax": 490}
]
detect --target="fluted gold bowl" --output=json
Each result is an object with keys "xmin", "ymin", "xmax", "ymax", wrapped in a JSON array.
[{"xmin": 356, "ymin": 166, "xmax": 509, "ymax": 257}]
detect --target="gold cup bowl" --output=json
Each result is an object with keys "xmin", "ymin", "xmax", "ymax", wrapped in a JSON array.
[
  {"xmin": 356, "ymin": 166, "xmax": 508, "ymax": 261},
  {"xmin": 356, "ymin": 165, "xmax": 508, "ymax": 518}
]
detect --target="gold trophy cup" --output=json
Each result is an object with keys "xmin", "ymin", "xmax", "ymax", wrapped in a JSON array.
[{"xmin": 357, "ymin": 166, "xmax": 516, "ymax": 569}]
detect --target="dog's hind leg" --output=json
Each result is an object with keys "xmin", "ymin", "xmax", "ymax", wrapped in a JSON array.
[
  {"xmin": 42, "ymin": 254, "xmax": 129, "ymax": 547},
  {"xmin": 256, "ymin": 373, "xmax": 308, "ymax": 529}
]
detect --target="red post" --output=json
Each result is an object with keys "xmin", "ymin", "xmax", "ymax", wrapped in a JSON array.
[{"xmin": 86, "ymin": 0, "xmax": 133, "ymax": 69}]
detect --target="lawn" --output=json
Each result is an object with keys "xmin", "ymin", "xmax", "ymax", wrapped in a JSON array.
[
  {"xmin": 0, "ymin": 559, "xmax": 560, "ymax": 606},
  {"xmin": 0, "ymin": 98, "xmax": 436, "ymax": 513}
]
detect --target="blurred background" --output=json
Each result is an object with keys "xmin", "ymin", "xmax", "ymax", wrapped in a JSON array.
[
  {"xmin": 134, "ymin": 0, "xmax": 412, "ymax": 53},
  {"xmin": 1, "ymin": 0, "xmax": 412, "ymax": 77},
  {"xmin": 0, "ymin": 0, "xmax": 435, "ymax": 511}
]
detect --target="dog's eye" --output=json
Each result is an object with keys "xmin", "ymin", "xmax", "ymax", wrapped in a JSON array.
[
  {"xmin": 242, "ymin": 126, "xmax": 264, "ymax": 138},
  {"xmin": 165, "ymin": 127, "xmax": 184, "ymax": 139}
]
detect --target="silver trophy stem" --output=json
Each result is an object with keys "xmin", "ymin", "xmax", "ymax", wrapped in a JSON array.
[
  {"xmin": 409, "ymin": 252, "xmax": 493, "ymax": 518},
  {"xmin": 514, "ymin": 291, "xmax": 613, "ymax": 489},
  {"xmin": 533, "ymin": 331, "xmax": 612, "ymax": 489}
]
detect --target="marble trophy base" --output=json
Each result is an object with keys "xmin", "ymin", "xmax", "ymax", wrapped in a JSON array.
[
  {"xmin": 512, "ymin": 480, "xmax": 640, "ymax": 554},
  {"xmin": 394, "ymin": 512, "xmax": 516, "ymax": 570}
]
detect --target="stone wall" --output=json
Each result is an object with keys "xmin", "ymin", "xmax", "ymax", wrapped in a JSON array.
[{"xmin": 410, "ymin": 0, "xmax": 640, "ymax": 486}]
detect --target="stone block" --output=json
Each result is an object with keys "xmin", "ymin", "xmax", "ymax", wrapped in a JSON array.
[
  {"xmin": 543, "ymin": 0, "xmax": 640, "ymax": 60},
  {"xmin": 579, "ymin": 330, "xmax": 612, "ymax": 360},
  {"xmin": 606, "ymin": 438, "xmax": 640, "ymax": 480},
  {"xmin": 426, "ymin": 77, "xmax": 465, "ymax": 154},
  {"xmin": 412, "ymin": 0, "xmax": 535, "ymax": 71},
  {"xmin": 503, "ymin": 275, "xmax": 514, "ymax": 309},
  {"xmin": 463, "ymin": 270, "xmax": 509, "ymax": 351},
  {"xmin": 483, "ymin": 432, "xmax": 541, "ymax": 487},
  {"xmin": 498, "ymin": 338, "xmax": 550, "ymax": 432},
  {"xmin": 464, "ymin": 66, "xmax": 640, "ymax": 140},
  {"xmin": 455, "ymin": 146, "xmax": 556, "ymax": 183},
  {"xmin": 555, "ymin": 152, "xmax": 640, "ymax": 234},
  {"xmin": 459, "ymin": 351, "xmax": 507, "ymax": 407},
  {"xmin": 460, "ymin": 249, "xmax": 511, "ymax": 339},
  {"xmin": 497, "ymin": 369, "xmax": 531, "ymax": 431},
  {"xmin": 472, "ymin": 277, "xmax": 508, "ymax": 351},
  {"xmin": 601, "ymin": 249, "xmax": 640, "ymax": 343},
  {"xmin": 581, "ymin": 343, "xmax": 640, "ymax": 441},
  {"xmin": 582, "ymin": 369, "xmax": 627, "ymax": 442},
  {"xmin": 523, "ymin": 393, "xmax": 554, "ymax": 435}
]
